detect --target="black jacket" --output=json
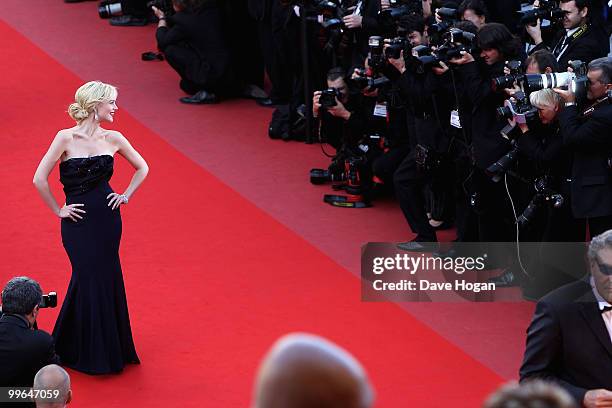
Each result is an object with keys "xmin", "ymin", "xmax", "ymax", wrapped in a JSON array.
[
  {"xmin": 455, "ymin": 60, "xmax": 512, "ymax": 170},
  {"xmin": 520, "ymin": 279, "xmax": 612, "ymax": 404},
  {"xmin": 558, "ymin": 102, "xmax": 612, "ymax": 218},
  {"xmin": 530, "ymin": 23, "xmax": 609, "ymax": 70},
  {"xmin": 0, "ymin": 314, "xmax": 60, "ymax": 387},
  {"xmin": 156, "ymin": 3, "xmax": 232, "ymax": 89},
  {"xmin": 318, "ymin": 93, "xmax": 368, "ymax": 149}
]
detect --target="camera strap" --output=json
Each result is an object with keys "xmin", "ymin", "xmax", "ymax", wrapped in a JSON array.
[
  {"xmin": 581, "ymin": 96, "xmax": 608, "ymax": 117},
  {"xmin": 553, "ymin": 24, "xmax": 588, "ymax": 59}
]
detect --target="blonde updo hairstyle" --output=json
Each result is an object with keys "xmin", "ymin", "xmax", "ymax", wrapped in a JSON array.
[{"xmin": 68, "ymin": 81, "xmax": 118, "ymax": 123}]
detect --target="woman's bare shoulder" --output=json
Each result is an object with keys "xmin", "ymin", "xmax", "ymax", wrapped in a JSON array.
[
  {"xmin": 54, "ymin": 127, "xmax": 78, "ymax": 142},
  {"xmin": 102, "ymin": 128, "xmax": 129, "ymax": 145}
]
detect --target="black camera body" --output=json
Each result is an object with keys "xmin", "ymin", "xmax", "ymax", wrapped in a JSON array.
[
  {"xmin": 415, "ymin": 144, "xmax": 443, "ymax": 173},
  {"xmin": 492, "ymin": 60, "xmax": 524, "ymax": 91},
  {"xmin": 320, "ymin": 88, "xmax": 341, "ymax": 109},
  {"xmin": 367, "ymin": 36, "xmax": 386, "ymax": 71},
  {"xmin": 385, "ymin": 36, "xmax": 408, "ymax": 60},
  {"xmin": 518, "ymin": 0, "xmax": 564, "ymax": 27},
  {"xmin": 518, "ymin": 176, "xmax": 564, "ymax": 227},
  {"xmin": 409, "ymin": 27, "xmax": 475, "ymax": 72},
  {"xmin": 352, "ymin": 70, "xmax": 391, "ymax": 91},
  {"xmin": 496, "ymin": 92, "xmax": 539, "ymax": 125},
  {"xmin": 39, "ymin": 292, "xmax": 58, "ymax": 309},
  {"xmin": 147, "ymin": 0, "xmax": 174, "ymax": 16}
]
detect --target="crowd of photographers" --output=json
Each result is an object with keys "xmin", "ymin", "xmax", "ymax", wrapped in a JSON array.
[
  {"xmin": 64, "ymin": 0, "xmax": 612, "ymax": 296},
  {"xmin": 273, "ymin": 0, "xmax": 612, "ymax": 295}
]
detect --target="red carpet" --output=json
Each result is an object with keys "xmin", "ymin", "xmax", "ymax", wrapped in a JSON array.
[
  {"xmin": 1, "ymin": 0, "xmax": 535, "ymax": 381},
  {"xmin": 0, "ymin": 18, "xmax": 510, "ymax": 407}
]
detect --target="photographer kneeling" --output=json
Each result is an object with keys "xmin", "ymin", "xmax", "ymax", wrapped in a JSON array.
[
  {"xmin": 0, "ymin": 277, "xmax": 59, "ymax": 389},
  {"xmin": 313, "ymin": 68, "xmax": 367, "ymax": 150},
  {"xmin": 154, "ymin": 0, "xmax": 232, "ymax": 104},
  {"xmin": 554, "ymin": 56, "xmax": 612, "ymax": 237}
]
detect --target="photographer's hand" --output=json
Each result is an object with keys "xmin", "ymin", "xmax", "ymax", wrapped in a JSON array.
[
  {"xmin": 363, "ymin": 88, "xmax": 378, "ymax": 98},
  {"xmin": 387, "ymin": 48, "xmax": 406, "ymax": 73},
  {"xmin": 434, "ymin": 8, "xmax": 443, "ymax": 23},
  {"xmin": 525, "ymin": 19, "xmax": 543, "ymax": 45},
  {"xmin": 432, "ymin": 61, "xmax": 449, "ymax": 75},
  {"xmin": 553, "ymin": 88, "xmax": 576, "ymax": 104},
  {"xmin": 504, "ymin": 84, "xmax": 522, "ymax": 97},
  {"xmin": 152, "ymin": 6, "xmax": 167, "ymax": 27},
  {"xmin": 343, "ymin": 14, "xmax": 363, "ymax": 29},
  {"xmin": 422, "ymin": 0, "xmax": 432, "ymax": 18},
  {"xmin": 313, "ymin": 91, "xmax": 322, "ymax": 118},
  {"xmin": 449, "ymin": 51, "xmax": 475, "ymax": 65},
  {"xmin": 508, "ymin": 118, "xmax": 530, "ymax": 134},
  {"xmin": 327, "ymin": 99, "xmax": 351, "ymax": 120}
]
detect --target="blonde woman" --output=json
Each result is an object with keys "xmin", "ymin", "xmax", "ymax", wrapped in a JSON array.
[{"xmin": 33, "ymin": 81, "xmax": 148, "ymax": 374}]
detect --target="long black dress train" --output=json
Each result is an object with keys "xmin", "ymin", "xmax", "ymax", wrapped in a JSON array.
[{"xmin": 52, "ymin": 154, "xmax": 139, "ymax": 374}]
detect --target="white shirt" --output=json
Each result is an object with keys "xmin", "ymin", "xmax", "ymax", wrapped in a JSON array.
[{"xmin": 591, "ymin": 277, "xmax": 612, "ymax": 343}]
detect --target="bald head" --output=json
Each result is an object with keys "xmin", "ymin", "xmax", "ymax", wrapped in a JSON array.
[
  {"xmin": 253, "ymin": 333, "xmax": 374, "ymax": 408},
  {"xmin": 33, "ymin": 365, "xmax": 71, "ymax": 407}
]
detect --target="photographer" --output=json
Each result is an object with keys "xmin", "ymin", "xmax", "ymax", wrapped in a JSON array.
[
  {"xmin": 457, "ymin": 0, "xmax": 488, "ymax": 30},
  {"xmin": 313, "ymin": 67, "xmax": 367, "ymax": 149},
  {"xmin": 554, "ymin": 56, "xmax": 612, "ymax": 237},
  {"xmin": 154, "ymin": 0, "xmax": 233, "ymax": 104},
  {"xmin": 448, "ymin": 23, "xmax": 525, "ymax": 283},
  {"xmin": 364, "ymin": 14, "xmax": 428, "ymax": 185},
  {"xmin": 0, "ymin": 277, "xmax": 59, "ymax": 388},
  {"xmin": 526, "ymin": 0, "xmax": 609, "ymax": 70},
  {"xmin": 450, "ymin": 23, "xmax": 524, "ymax": 238},
  {"xmin": 392, "ymin": 21, "xmax": 475, "ymax": 250},
  {"xmin": 510, "ymin": 89, "xmax": 586, "ymax": 297}
]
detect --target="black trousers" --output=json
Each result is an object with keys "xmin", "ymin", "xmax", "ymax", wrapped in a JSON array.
[
  {"xmin": 394, "ymin": 152, "xmax": 437, "ymax": 242},
  {"xmin": 372, "ymin": 145, "xmax": 410, "ymax": 185}
]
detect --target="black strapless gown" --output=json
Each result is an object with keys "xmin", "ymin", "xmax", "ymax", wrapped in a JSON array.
[{"xmin": 52, "ymin": 155, "xmax": 139, "ymax": 374}]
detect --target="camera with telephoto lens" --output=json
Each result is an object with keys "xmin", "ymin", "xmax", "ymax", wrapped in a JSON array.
[
  {"xmin": 319, "ymin": 88, "xmax": 341, "ymax": 109},
  {"xmin": 517, "ymin": 176, "xmax": 564, "ymax": 228},
  {"xmin": 523, "ymin": 61, "xmax": 588, "ymax": 100},
  {"xmin": 310, "ymin": 158, "xmax": 346, "ymax": 184},
  {"xmin": 518, "ymin": 0, "xmax": 564, "ymax": 27},
  {"xmin": 98, "ymin": 0, "xmax": 128, "ymax": 18},
  {"xmin": 485, "ymin": 141, "xmax": 520, "ymax": 182},
  {"xmin": 428, "ymin": 7, "xmax": 458, "ymax": 42},
  {"xmin": 39, "ymin": 292, "xmax": 57, "ymax": 309},
  {"xmin": 492, "ymin": 60, "xmax": 524, "ymax": 91}
]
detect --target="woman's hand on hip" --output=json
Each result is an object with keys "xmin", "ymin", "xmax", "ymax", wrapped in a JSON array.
[
  {"xmin": 58, "ymin": 204, "xmax": 86, "ymax": 222},
  {"xmin": 107, "ymin": 193, "xmax": 128, "ymax": 210}
]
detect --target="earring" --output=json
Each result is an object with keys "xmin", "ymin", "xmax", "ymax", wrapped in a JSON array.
[{"xmin": 94, "ymin": 109, "xmax": 99, "ymax": 121}]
